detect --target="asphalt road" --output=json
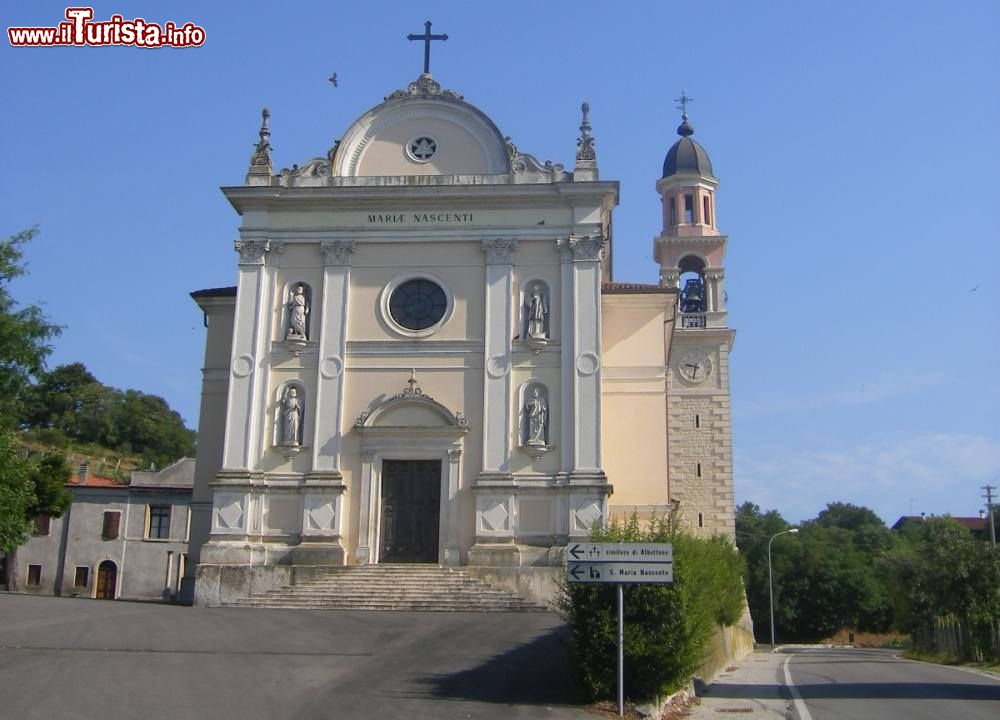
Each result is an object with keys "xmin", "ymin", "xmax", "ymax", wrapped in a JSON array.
[
  {"xmin": 0, "ymin": 594, "xmax": 592, "ymax": 720},
  {"xmin": 785, "ymin": 647, "xmax": 1000, "ymax": 720}
]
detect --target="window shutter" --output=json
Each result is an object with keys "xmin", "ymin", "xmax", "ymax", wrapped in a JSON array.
[{"xmin": 102, "ymin": 511, "xmax": 120, "ymax": 540}]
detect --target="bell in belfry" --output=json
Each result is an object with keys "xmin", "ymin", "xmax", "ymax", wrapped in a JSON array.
[{"xmin": 680, "ymin": 277, "xmax": 706, "ymax": 313}]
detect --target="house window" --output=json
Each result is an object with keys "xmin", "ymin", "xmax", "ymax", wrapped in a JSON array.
[
  {"xmin": 74, "ymin": 566, "xmax": 89, "ymax": 588},
  {"xmin": 703, "ymin": 196, "xmax": 711, "ymax": 226},
  {"xmin": 102, "ymin": 511, "xmax": 121, "ymax": 540},
  {"xmin": 147, "ymin": 505, "xmax": 171, "ymax": 540},
  {"xmin": 698, "ymin": 512, "xmax": 704, "ymax": 528},
  {"xmin": 695, "ymin": 414, "xmax": 701, "ymax": 429},
  {"xmin": 27, "ymin": 565, "xmax": 41, "ymax": 586},
  {"xmin": 668, "ymin": 197, "xmax": 677, "ymax": 226},
  {"xmin": 684, "ymin": 194, "xmax": 694, "ymax": 223},
  {"xmin": 33, "ymin": 515, "xmax": 51, "ymax": 535},
  {"xmin": 696, "ymin": 462, "xmax": 702, "ymax": 478}
]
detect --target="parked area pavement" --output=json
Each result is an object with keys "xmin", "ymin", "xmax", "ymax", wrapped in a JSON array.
[
  {"xmin": 682, "ymin": 650, "xmax": 791, "ymax": 719},
  {"xmin": 0, "ymin": 593, "xmax": 592, "ymax": 720}
]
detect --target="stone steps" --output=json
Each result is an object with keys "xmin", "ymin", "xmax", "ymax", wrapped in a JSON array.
[{"xmin": 223, "ymin": 564, "xmax": 549, "ymax": 612}]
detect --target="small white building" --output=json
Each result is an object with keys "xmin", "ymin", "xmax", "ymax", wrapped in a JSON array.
[
  {"xmin": 187, "ymin": 61, "xmax": 736, "ymax": 605},
  {"xmin": 13, "ymin": 459, "xmax": 194, "ymax": 601}
]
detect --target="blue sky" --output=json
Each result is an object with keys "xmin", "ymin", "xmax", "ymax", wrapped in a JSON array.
[{"xmin": 3, "ymin": 1, "xmax": 997, "ymax": 525}]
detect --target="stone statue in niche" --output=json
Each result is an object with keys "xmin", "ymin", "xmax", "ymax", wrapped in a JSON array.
[
  {"xmin": 526, "ymin": 284, "xmax": 548, "ymax": 339},
  {"xmin": 525, "ymin": 387, "xmax": 548, "ymax": 446},
  {"xmin": 279, "ymin": 387, "xmax": 302, "ymax": 446},
  {"xmin": 286, "ymin": 285, "xmax": 309, "ymax": 340}
]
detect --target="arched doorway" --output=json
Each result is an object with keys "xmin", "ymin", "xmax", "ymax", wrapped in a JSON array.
[{"xmin": 95, "ymin": 560, "xmax": 117, "ymax": 600}]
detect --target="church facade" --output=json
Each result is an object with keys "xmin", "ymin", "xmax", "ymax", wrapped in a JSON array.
[{"xmin": 186, "ymin": 66, "xmax": 735, "ymax": 605}]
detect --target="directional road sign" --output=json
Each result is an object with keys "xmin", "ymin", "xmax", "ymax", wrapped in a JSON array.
[
  {"xmin": 566, "ymin": 542, "xmax": 673, "ymax": 563},
  {"xmin": 567, "ymin": 562, "xmax": 674, "ymax": 584}
]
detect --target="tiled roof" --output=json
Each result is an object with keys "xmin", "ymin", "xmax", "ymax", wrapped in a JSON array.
[{"xmin": 67, "ymin": 474, "xmax": 125, "ymax": 488}]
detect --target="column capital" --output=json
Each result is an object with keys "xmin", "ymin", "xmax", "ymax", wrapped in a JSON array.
[
  {"xmin": 234, "ymin": 239, "xmax": 271, "ymax": 266},
  {"xmin": 481, "ymin": 238, "xmax": 518, "ymax": 265},
  {"xmin": 558, "ymin": 235, "xmax": 604, "ymax": 261},
  {"xmin": 360, "ymin": 448, "xmax": 377, "ymax": 462},
  {"xmin": 321, "ymin": 240, "xmax": 356, "ymax": 267}
]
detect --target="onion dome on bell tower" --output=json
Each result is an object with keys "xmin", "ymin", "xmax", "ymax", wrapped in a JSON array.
[
  {"xmin": 653, "ymin": 92, "xmax": 727, "ymax": 327},
  {"xmin": 662, "ymin": 112, "xmax": 714, "ymax": 179}
]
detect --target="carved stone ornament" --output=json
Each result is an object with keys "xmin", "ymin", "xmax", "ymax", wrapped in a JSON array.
[
  {"xmin": 281, "ymin": 157, "xmax": 331, "ymax": 178},
  {"xmin": 568, "ymin": 235, "xmax": 604, "ymax": 261},
  {"xmin": 557, "ymin": 236, "xmax": 604, "ymax": 262},
  {"xmin": 660, "ymin": 269, "xmax": 681, "ymax": 288},
  {"xmin": 234, "ymin": 239, "xmax": 270, "ymax": 265},
  {"xmin": 504, "ymin": 135, "xmax": 570, "ymax": 183},
  {"xmin": 576, "ymin": 102, "xmax": 596, "ymax": 162},
  {"xmin": 361, "ymin": 449, "xmax": 377, "ymax": 462},
  {"xmin": 249, "ymin": 108, "xmax": 272, "ymax": 169},
  {"xmin": 481, "ymin": 238, "xmax": 518, "ymax": 265},
  {"xmin": 321, "ymin": 240, "xmax": 356, "ymax": 267},
  {"xmin": 354, "ymin": 370, "xmax": 470, "ymax": 430},
  {"xmin": 385, "ymin": 73, "xmax": 464, "ymax": 102}
]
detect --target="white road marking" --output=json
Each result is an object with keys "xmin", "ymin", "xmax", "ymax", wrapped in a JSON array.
[{"xmin": 783, "ymin": 653, "xmax": 814, "ymax": 720}]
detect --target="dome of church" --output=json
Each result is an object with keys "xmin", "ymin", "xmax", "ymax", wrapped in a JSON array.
[
  {"xmin": 332, "ymin": 73, "xmax": 511, "ymax": 178},
  {"xmin": 661, "ymin": 114, "xmax": 714, "ymax": 178}
]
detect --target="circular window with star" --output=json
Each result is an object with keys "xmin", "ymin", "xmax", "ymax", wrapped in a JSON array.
[
  {"xmin": 379, "ymin": 273, "xmax": 454, "ymax": 338},
  {"xmin": 405, "ymin": 135, "xmax": 438, "ymax": 163}
]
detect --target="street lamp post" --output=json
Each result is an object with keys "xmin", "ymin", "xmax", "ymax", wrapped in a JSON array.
[{"xmin": 768, "ymin": 527, "xmax": 799, "ymax": 649}]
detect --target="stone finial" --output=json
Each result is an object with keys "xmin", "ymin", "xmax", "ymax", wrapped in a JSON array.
[
  {"xmin": 574, "ymin": 101, "xmax": 598, "ymax": 181},
  {"xmin": 576, "ymin": 102, "xmax": 596, "ymax": 161},
  {"xmin": 247, "ymin": 107, "xmax": 272, "ymax": 184}
]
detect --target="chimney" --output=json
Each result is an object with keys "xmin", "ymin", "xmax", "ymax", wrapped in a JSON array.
[{"xmin": 78, "ymin": 462, "xmax": 89, "ymax": 485}]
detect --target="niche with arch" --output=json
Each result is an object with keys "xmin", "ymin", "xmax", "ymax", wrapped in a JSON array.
[
  {"xmin": 519, "ymin": 279, "xmax": 552, "ymax": 352},
  {"xmin": 273, "ymin": 381, "xmax": 307, "ymax": 456},
  {"xmin": 281, "ymin": 281, "xmax": 313, "ymax": 349},
  {"xmin": 518, "ymin": 380, "xmax": 553, "ymax": 459}
]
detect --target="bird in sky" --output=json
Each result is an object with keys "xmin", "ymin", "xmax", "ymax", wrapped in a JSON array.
[{"xmin": 328, "ymin": 73, "xmax": 338, "ymax": 87}]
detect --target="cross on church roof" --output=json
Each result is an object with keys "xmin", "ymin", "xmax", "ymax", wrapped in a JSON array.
[
  {"xmin": 407, "ymin": 20, "xmax": 448, "ymax": 75},
  {"xmin": 675, "ymin": 91, "xmax": 694, "ymax": 117}
]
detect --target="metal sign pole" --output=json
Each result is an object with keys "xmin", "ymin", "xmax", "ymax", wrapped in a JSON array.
[{"xmin": 617, "ymin": 582, "xmax": 624, "ymax": 716}]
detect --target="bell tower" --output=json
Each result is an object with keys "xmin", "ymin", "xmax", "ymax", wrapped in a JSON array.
[{"xmin": 655, "ymin": 98, "xmax": 735, "ymax": 538}]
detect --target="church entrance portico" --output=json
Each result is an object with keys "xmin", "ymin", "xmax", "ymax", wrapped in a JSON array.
[
  {"xmin": 354, "ymin": 375, "xmax": 469, "ymax": 566},
  {"xmin": 379, "ymin": 459, "xmax": 442, "ymax": 563}
]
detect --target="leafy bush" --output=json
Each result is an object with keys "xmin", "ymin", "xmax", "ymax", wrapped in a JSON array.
[{"xmin": 561, "ymin": 513, "xmax": 745, "ymax": 701}]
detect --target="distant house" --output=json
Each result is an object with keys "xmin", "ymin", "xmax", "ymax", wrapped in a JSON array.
[
  {"xmin": 12, "ymin": 458, "xmax": 194, "ymax": 601},
  {"xmin": 891, "ymin": 513, "xmax": 990, "ymax": 539}
]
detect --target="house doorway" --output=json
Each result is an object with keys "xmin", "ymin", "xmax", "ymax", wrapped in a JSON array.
[
  {"xmin": 379, "ymin": 460, "xmax": 441, "ymax": 563},
  {"xmin": 95, "ymin": 561, "xmax": 117, "ymax": 600}
]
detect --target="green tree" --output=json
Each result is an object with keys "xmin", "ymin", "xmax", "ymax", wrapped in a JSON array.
[
  {"xmin": 0, "ymin": 430, "xmax": 35, "ymax": 552},
  {"xmin": 737, "ymin": 501, "xmax": 894, "ymax": 643},
  {"xmin": 886, "ymin": 517, "xmax": 1000, "ymax": 660},
  {"xmin": 0, "ymin": 227, "xmax": 61, "ymax": 426},
  {"xmin": 735, "ymin": 502, "xmax": 795, "ymax": 642},
  {"xmin": 0, "ymin": 429, "xmax": 72, "ymax": 590},
  {"xmin": 21, "ymin": 363, "xmax": 196, "ymax": 467}
]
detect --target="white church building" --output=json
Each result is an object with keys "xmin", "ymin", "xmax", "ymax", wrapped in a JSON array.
[{"xmin": 185, "ymin": 53, "xmax": 735, "ymax": 605}]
